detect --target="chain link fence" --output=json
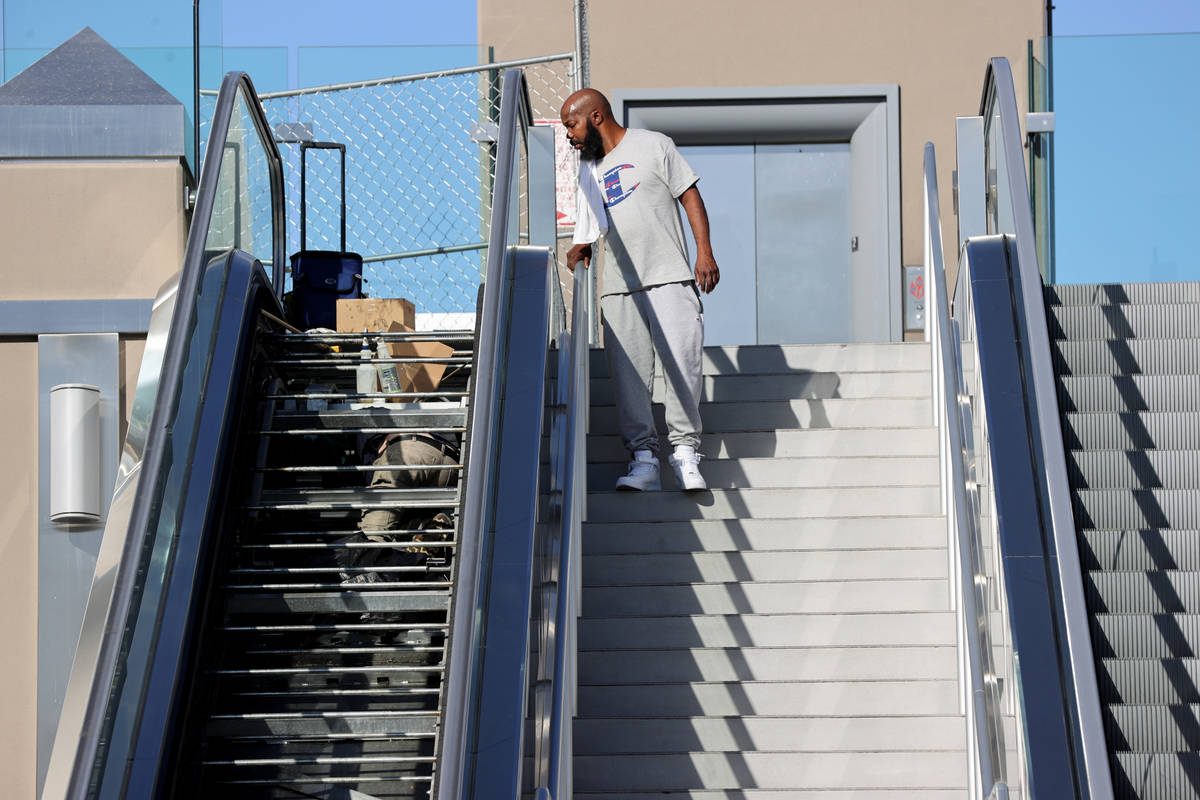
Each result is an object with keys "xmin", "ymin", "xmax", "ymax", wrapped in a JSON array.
[{"xmin": 202, "ymin": 55, "xmax": 575, "ymax": 323}]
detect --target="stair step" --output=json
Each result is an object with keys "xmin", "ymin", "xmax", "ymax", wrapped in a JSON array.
[
  {"xmin": 1063, "ymin": 412, "xmax": 1200, "ymax": 450},
  {"xmin": 1045, "ymin": 282, "xmax": 1200, "ymax": 307},
  {"xmin": 572, "ymin": 751, "xmax": 968, "ymax": 792},
  {"xmin": 582, "ymin": 516, "xmax": 948, "ymax": 555},
  {"xmin": 1049, "ymin": 302, "xmax": 1200, "ymax": 340},
  {"xmin": 588, "ymin": 342, "xmax": 931, "ymax": 377},
  {"xmin": 589, "ymin": 456, "xmax": 939, "ymax": 490},
  {"xmin": 582, "ymin": 550, "xmax": 947, "ymax": 586},
  {"xmin": 589, "ymin": 397, "xmax": 932, "ymax": 435},
  {"xmin": 1069, "ymin": 450, "xmax": 1200, "ymax": 489},
  {"xmin": 1112, "ymin": 752, "xmax": 1200, "ymax": 799},
  {"xmin": 580, "ymin": 612, "xmax": 957, "ymax": 650},
  {"xmin": 1082, "ymin": 530, "xmax": 1200, "ymax": 570},
  {"xmin": 587, "ymin": 427, "xmax": 938, "ymax": 461},
  {"xmin": 578, "ymin": 646, "xmax": 957, "ymax": 684},
  {"xmin": 1086, "ymin": 570, "xmax": 1200, "ymax": 613},
  {"xmin": 1058, "ymin": 375, "xmax": 1200, "ymax": 413},
  {"xmin": 578, "ymin": 680, "xmax": 959, "ymax": 718},
  {"xmin": 1073, "ymin": 488, "xmax": 1200, "ymax": 528},
  {"xmin": 590, "ymin": 370, "xmax": 932, "ymax": 404},
  {"xmin": 587, "ymin": 487, "xmax": 941, "ymax": 523},
  {"xmin": 1101, "ymin": 658, "xmax": 1200, "ymax": 704},
  {"xmin": 1052, "ymin": 339, "xmax": 1200, "ymax": 376},
  {"xmin": 1105, "ymin": 703, "xmax": 1200, "ymax": 751},
  {"xmin": 582, "ymin": 579, "xmax": 949, "ymax": 616},
  {"xmin": 1092, "ymin": 614, "xmax": 1200, "ymax": 658}
]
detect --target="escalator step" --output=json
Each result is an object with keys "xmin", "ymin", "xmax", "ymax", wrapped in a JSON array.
[
  {"xmin": 1045, "ymin": 282, "xmax": 1200, "ymax": 306},
  {"xmin": 271, "ymin": 407, "xmax": 466, "ymax": 430},
  {"xmin": 1072, "ymin": 488, "xmax": 1199, "ymax": 529},
  {"xmin": 1052, "ymin": 339, "xmax": 1200, "ymax": 376},
  {"xmin": 205, "ymin": 712, "xmax": 439, "ymax": 739},
  {"xmin": 1104, "ymin": 703, "xmax": 1200, "ymax": 751},
  {"xmin": 1100, "ymin": 658, "xmax": 1200, "ymax": 704},
  {"xmin": 1086, "ymin": 571, "xmax": 1200, "ymax": 613},
  {"xmin": 1062, "ymin": 412, "xmax": 1200, "ymax": 450},
  {"xmin": 1091, "ymin": 613, "xmax": 1200, "ymax": 658},
  {"xmin": 1049, "ymin": 303, "xmax": 1200, "ymax": 341},
  {"xmin": 1058, "ymin": 375, "xmax": 1200, "ymax": 413},
  {"xmin": 1112, "ymin": 752, "xmax": 1200, "ymax": 800},
  {"xmin": 225, "ymin": 590, "xmax": 450, "ymax": 614},
  {"xmin": 1068, "ymin": 450, "xmax": 1200, "ymax": 489}
]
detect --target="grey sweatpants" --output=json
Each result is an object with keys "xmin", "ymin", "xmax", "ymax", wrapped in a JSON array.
[{"xmin": 601, "ymin": 280, "xmax": 704, "ymax": 454}]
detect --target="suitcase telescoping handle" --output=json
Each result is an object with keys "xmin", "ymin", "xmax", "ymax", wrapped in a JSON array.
[{"xmin": 299, "ymin": 141, "xmax": 347, "ymax": 252}]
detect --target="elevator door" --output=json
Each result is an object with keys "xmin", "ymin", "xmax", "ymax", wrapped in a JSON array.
[{"xmin": 681, "ymin": 143, "xmax": 865, "ymax": 345}]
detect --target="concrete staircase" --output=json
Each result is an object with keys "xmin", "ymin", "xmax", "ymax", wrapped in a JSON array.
[
  {"xmin": 576, "ymin": 342, "xmax": 969, "ymax": 798},
  {"xmin": 1047, "ymin": 282, "xmax": 1200, "ymax": 798}
]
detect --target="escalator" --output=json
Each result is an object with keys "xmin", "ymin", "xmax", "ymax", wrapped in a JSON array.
[
  {"xmin": 928, "ymin": 56, "xmax": 1200, "ymax": 800},
  {"xmin": 171, "ymin": 323, "xmax": 472, "ymax": 797},
  {"xmin": 1048, "ymin": 282, "xmax": 1200, "ymax": 797},
  {"xmin": 45, "ymin": 67, "xmax": 585, "ymax": 800}
]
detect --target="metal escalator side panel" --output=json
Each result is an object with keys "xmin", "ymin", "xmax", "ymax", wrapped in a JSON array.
[{"xmin": 42, "ymin": 273, "xmax": 177, "ymax": 800}]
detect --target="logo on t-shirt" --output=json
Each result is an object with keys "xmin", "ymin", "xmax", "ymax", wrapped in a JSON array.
[{"xmin": 602, "ymin": 164, "xmax": 640, "ymax": 207}]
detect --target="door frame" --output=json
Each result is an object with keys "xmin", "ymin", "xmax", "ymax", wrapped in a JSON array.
[{"xmin": 611, "ymin": 84, "xmax": 902, "ymax": 342}]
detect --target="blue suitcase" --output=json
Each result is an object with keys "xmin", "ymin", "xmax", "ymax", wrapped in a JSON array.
[{"xmin": 287, "ymin": 141, "xmax": 364, "ymax": 330}]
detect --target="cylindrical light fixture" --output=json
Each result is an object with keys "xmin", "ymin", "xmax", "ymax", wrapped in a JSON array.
[{"xmin": 50, "ymin": 383, "xmax": 101, "ymax": 524}]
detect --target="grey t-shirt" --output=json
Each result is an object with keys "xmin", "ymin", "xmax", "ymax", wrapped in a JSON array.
[{"xmin": 596, "ymin": 128, "xmax": 699, "ymax": 296}]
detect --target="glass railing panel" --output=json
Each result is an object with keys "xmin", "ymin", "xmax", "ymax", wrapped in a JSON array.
[
  {"xmin": 1045, "ymin": 32, "xmax": 1200, "ymax": 284},
  {"xmin": 205, "ymin": 84, "xmax": 276, "ymax": 265}
]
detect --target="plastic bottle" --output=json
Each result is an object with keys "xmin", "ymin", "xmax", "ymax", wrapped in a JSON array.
[
  {"xmin": 376, "ymin": 338, "xmax": 402, "ymax": 394},
  {"xmin": 356, "ymin": 337, "xmax": 378, "ymax": 396}
]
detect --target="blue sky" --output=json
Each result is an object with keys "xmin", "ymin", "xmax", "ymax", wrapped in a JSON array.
[{"xmin": 1053, "ymin": 0, "xmax": 1200, "ymax": 35}]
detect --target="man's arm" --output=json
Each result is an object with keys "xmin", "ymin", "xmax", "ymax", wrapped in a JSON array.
[{"xmin": 679, "ymin": 185, "xmax": 719, "ymax": 294}]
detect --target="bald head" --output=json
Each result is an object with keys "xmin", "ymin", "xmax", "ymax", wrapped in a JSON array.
[
  {"xmin": 560, "ymin": 87, "xmax": 624, "ymax": 161},
  {"xmin": 561, "ymin": 88, "xmax": 613, "ymax": 121}
]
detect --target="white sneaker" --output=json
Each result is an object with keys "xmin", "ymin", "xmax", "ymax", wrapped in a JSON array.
[
  {"xmin": 669, "ymin": 445, "xmax": 707, "ymax": 491},
  {"xmin": 615, "ymin": 449, "xmax": 661, "ymax": 491}
]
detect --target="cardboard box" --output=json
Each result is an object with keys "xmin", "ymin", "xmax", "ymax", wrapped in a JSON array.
[
  {"xmin": 337, "ymin": 298, "xmax": 415, "ymax": 332},
  {"xmin": 384, "ymin": 321, "xmax": 456, "ymax": 394}
]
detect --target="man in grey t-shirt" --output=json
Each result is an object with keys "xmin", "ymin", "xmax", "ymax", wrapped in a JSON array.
[{"xmin": 561, "ymin": 88, "xmax": 720, "ymax": 492}]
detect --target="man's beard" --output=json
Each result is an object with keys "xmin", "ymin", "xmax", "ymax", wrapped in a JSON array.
[{"xmin": 579, "ymin": 119, "xmax": 604, "ymax": 161}]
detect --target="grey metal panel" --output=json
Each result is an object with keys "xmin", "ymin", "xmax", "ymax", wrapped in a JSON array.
[
  {"xmin": 0, "ymin": 299, "xmax": 155, "ymax": 336},
  {"xmin": 955, "ymin": 117, "xmax": 986, "ymax": 251},
  {"xmin": 678, "ymin": 145, "xmax": 756, "ymax": 346},
  {"xmin": 756, "ymin": 143, "xmax": 850, "ymax": 344},
  {"xmin": 36, "ymin": 333, "xmax": 120, "ymax": 795},
  {"xmin": 849, "ymin": 102, "xmax": 891, "ymax": 342},
  {"xmin": 0, "ymin": 105, "xmax": 187, "ymax": 157}
]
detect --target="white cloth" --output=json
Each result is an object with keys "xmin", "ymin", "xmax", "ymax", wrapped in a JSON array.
[{"xmin": 572, "ymin": 158, "xmax": 608, "ymax": 245}]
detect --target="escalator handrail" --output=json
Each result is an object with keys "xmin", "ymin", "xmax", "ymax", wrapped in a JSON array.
[
  {"xmin": 544, "ymin": 251, "xmax": 589, "ymax": 800},
  {"xmin": 437, "ymin": 66, "xmax": 534, "ymax": 800},
  {"xmin": 980, "ymin": 57, "xmax": 1113, "ymax": 800},
  {"xmin": 924, "ymin": 143, "xmax": 1009, "ymax": 799},
  {"xmin": 44, "ymin": 71, "xmax": 285, "ymax": 800}
]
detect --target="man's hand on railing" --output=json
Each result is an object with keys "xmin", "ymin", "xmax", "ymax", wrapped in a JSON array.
[{"xmin": 566, "ymin": 242, "xmax": 592, "ymax": 271}]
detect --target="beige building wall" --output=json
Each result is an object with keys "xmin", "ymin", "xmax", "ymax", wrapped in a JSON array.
[
  {"xmin": 481, "ymin": 0, "xmax": 1044, "ymax": 289},
  {"xmin": 0, "ymin": 157, "xmax": 188, "ymax": 797}
]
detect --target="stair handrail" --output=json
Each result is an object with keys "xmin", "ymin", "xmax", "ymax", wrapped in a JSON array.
[
  {"xmin": 925, "ymin": 143, "xmax": 1010, "ymax": 800},
  {"xmin": 980, "ymin": 56, "xmax": 1113, "ymax": 799},
  {"xmin": 42, "ymin": 71, "xmax": 285, "ymax": 800}
]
